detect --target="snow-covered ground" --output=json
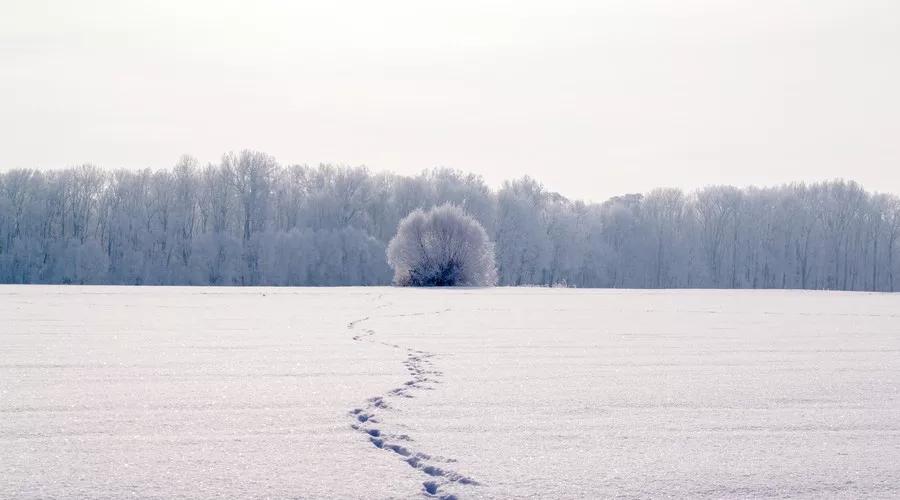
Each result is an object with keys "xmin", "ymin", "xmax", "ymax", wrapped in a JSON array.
[{"xmin": 2, "ymin": 286, "xmax": 899, "ymax": 499}]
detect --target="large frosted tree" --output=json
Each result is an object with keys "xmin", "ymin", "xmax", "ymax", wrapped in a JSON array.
[{"xmin": 386, "ymin": 204, "xmax": 497, "ymax": 287}]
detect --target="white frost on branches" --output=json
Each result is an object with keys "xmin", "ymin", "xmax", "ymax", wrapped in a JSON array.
[{"xmin": 386, "ymin": 204, "xmax": 497, "ymax": 287}]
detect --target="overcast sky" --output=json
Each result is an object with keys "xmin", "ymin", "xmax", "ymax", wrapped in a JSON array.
[{"xmin": 2, "ymin": 0, "xmax": 898, "ymax": 201}]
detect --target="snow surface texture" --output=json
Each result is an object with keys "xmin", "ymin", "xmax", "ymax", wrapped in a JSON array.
[{"xmin": 2, "ymin": 286, "xmax": 900, "ymax": 499}]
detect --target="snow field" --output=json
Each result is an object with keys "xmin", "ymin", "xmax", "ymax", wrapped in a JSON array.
[{"xmin": 2, "ymin": 286, "xmax": 900, "ymax": 498}]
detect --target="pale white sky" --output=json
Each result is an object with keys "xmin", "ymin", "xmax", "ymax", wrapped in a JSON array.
[{"xmin": 2, "ymin": 0, "xmax": 898, "ymax": 201}]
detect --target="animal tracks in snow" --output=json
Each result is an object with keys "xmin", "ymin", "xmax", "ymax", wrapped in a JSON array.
[{"xmin": 347, "ymin": 304, "xmax": 477, "ymax": 499}]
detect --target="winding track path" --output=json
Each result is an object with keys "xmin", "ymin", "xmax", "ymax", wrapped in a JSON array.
[{"xmin": 347, "ymin": 298, "xmax": 478, "ymax": 499}]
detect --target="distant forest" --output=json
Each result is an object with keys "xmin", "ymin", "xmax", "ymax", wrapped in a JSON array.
[{"xmin": 1, "ymin": 151, "xmax": 899, "ymax": 291}]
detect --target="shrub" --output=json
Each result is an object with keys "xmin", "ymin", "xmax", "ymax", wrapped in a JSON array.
[{"xmin": 386, "ymin": 204, "xmax": 497, "ymax": 287}]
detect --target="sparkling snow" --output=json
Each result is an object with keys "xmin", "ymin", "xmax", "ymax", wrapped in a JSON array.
[{"xmin": 2, "ymin": 286, "xmax": 899, "ymax": 498}]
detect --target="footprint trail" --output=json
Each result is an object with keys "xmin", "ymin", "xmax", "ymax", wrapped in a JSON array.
[{"xmin": 347, "ymin": 302, "xmax": 477, "ymax": 499}]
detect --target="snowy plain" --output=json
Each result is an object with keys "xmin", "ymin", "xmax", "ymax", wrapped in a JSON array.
[{"xmin": 2, "ymin": 286, "xmax": 900, "ymax": 499}]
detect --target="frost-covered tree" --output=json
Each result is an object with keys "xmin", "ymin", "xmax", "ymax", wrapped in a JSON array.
[
  {"xmin": 386, "ymin": 204, "xmax": 497, "ymax": 287},
  {"xmin": 495, "ymin": 177, "xmax": 551, "ymax": 285}
]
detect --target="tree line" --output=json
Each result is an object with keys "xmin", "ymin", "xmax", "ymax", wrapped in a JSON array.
[{"xmin": 1, "ymin": 150, "xmax": 898, "ymax": 290}]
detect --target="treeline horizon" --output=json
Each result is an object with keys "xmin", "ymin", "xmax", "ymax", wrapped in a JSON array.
[{"xmin": 1, "ymin": 151, "xmax": 899, "ymax": 291}]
